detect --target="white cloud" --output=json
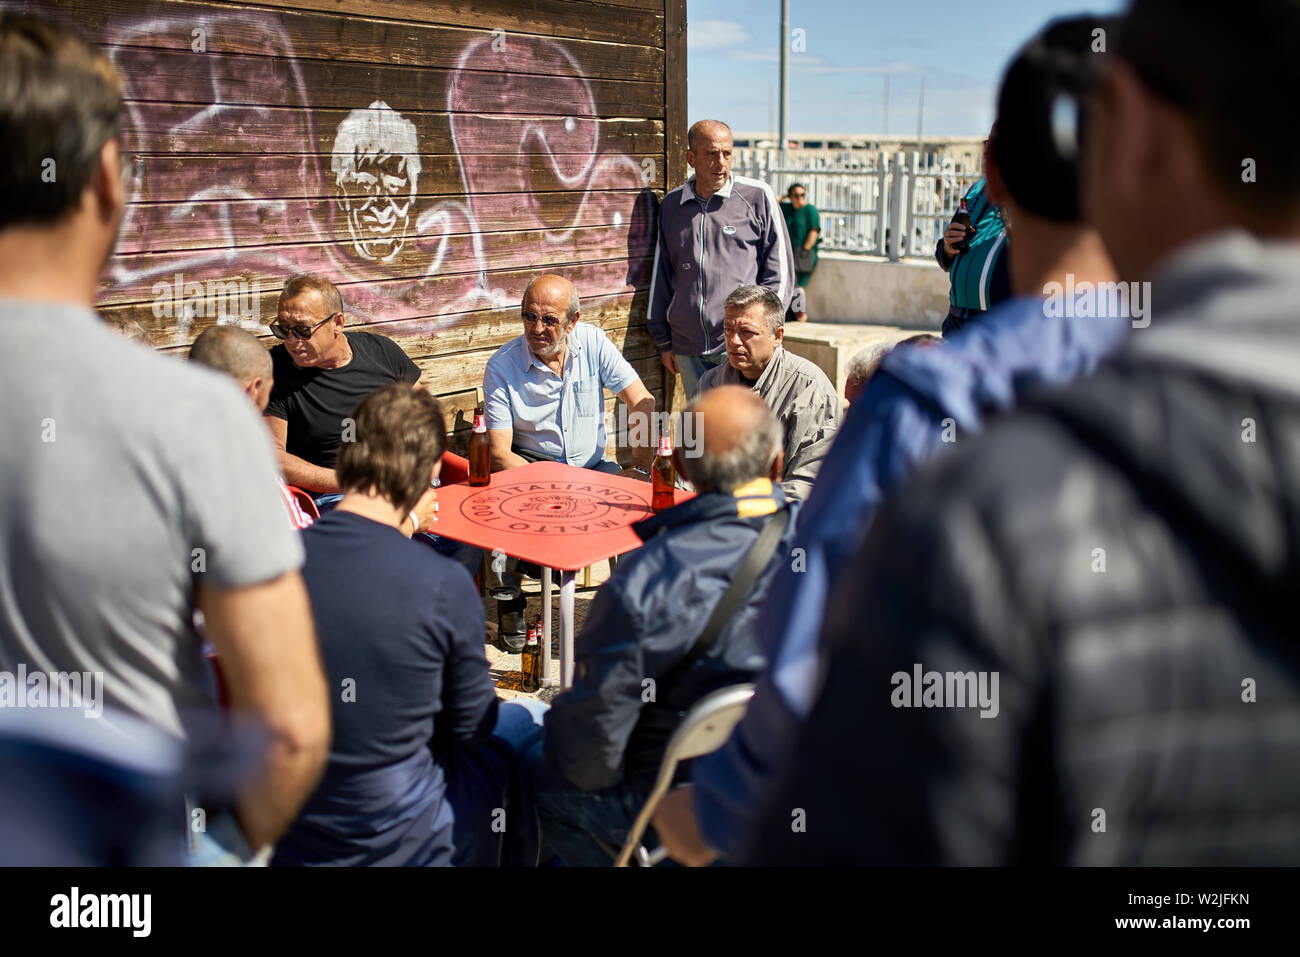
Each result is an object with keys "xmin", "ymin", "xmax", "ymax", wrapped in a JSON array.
[{"xmin": 689, "ymin": 19, "xmax": 753, "ymax": 51}]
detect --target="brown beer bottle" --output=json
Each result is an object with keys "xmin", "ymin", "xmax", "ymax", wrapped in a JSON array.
[
  {"xmin": 521, "ymin": 622, "xmax": 541, "ymax": 692},
  {"xmin": 468, "ymin": 408, "xmax": 491, "ymax": 486},
  {"xmin": 651, "ymin": 433, "xmax": 675, "ymax": 513},
  {"xmin": 952, "ymin": 197, "xmax": 972, "ymax": 253}
]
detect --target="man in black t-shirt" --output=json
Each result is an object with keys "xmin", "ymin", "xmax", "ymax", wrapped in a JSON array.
[{"xmin": 264, "ymin": 274, "xmax": 419, "ymax": 503}]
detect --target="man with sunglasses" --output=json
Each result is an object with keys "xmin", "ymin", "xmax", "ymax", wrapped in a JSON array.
[{"xmin": 264, "ymin": 274, "xmax": 420, "ymax": 512}]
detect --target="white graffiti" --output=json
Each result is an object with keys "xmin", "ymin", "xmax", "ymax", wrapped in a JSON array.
[{"xmin": 332, "ymin": 101, "xmax": 421, "ymax": 263}]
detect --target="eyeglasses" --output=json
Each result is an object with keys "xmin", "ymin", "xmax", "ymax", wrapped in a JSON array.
[
  {"xmin": 790, "ymin": 192, "xmax": 806, "ymax": 198},
  {"xmin": 522, "ymin": 310, "xmax": 564, "ymax": 330},
  {"xmin": 268, "ymin": 313, "xmax": 339, "ymax": 340}
]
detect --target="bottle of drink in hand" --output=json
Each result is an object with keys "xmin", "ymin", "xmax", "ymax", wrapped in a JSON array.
[
  {"xmin": 952, "ymin": 198, "xmax": 972, "ymax": 253},
  {"xmin": 651, "ymin": 433, "xmax": 675, "ymax": 513},
  {"xmin": 468, "ymin": 409, "xmax": 490, "ymax": 486},
  {"xmin": 521, "ymin": 622, "xmax": 541, "ymax": 692}
]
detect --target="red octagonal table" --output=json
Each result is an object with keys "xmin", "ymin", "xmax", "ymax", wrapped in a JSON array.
[{"xmin": 431, "ymin": 461, "xmax": 691, "ymax": 688}]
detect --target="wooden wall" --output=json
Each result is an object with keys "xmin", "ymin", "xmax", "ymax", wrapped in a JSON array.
[{"xmin": 32, "ymin": 0, "xmax": 686, "ymax": 453}]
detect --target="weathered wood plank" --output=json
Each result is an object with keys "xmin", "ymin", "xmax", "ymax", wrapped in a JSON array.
[
  {"xmin": 106, "ymin": 46, "xmax": 664, "ymax": 117},
  {"xmin": 99, "ymin": 256, "xmax": 654, "ymax": 346},
  {"xmin": 194, "ymin": 0, "xmax": 665, "ymax": 45},
  {"xmin": 121, "ymin": 151, "xmax": 664, "ymax": 205},
  {"xmin": 372, "ymin": 294, "xmax": 657, "ymax": 364},
  {"xmin": 665, "ymin": 0, "xmax": 688, "ymax": 192},
  {"xmin": 115, "ymin": 189, "xmax": 657, "ymax": 254},
  {"xmin": 416, "ymin": 348, "xmax": 664, "ymax": 401},
  {"xmin": 101, "ymin": 221, "xmax": 655, "ymax": 320},
  {"xmin": 121, "ymin": 106, "xmax": 662, "ymax": 156},
  {"xmin": 59, "ymin": 0, "xmax": 662, "ymax": 82}
]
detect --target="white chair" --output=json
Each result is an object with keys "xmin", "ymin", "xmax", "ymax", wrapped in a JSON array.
[{"xmin": 614, "ymin": 683, "xmax": 755, "ymax": 867}]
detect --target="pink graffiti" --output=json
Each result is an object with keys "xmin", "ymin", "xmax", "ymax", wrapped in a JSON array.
[{"xmin": 99, "ymin": 15, "xmax": 655, "ymax": 343}]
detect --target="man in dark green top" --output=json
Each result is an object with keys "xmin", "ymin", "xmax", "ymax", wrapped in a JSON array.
[{"xmin": 782, "ymin": 183, "xmax": 820, "ymax": 321}]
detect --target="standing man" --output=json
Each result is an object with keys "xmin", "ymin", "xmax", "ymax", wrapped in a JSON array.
[
  {"xmin": 782, "ymin": 183, "xmax": 820, "ymax": 322},
  {"xmin": 695, "ymin": 286, "xmax": 839, "ymax": 500},
  {"xmin": 647, "ymin": 120, "xmax": 796, "ymax": 397},
  {"xmin": 0, "ymin": 13, "xmax": 328, "ymax": 860}
]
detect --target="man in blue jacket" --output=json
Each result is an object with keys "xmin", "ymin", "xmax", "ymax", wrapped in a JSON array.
[
  {"xmin": 528, "ymin": 385, "xmax": 799, "ymax": 866},
  {"xmin": 653, "ymin": 12, "xmax": 1129, "ymax": 865},
  {"xmin": 647, "ymin": 120, "xmax": 796, "ymax": 397}
]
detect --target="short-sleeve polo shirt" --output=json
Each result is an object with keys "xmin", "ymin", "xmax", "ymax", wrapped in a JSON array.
[{"xmin": 482, "ymin": 322, "xmax": 638, "ymax": 469}]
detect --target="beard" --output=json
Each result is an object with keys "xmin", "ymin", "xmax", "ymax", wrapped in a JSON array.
[{"xmin": 531, "ymin": 332, "xmax": 568, "ymax": 361}]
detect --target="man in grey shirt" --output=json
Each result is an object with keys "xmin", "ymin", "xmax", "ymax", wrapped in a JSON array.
[
  {"xmin": 695, "ymin": 286, "xmax": 840, "ymax": 500},
  {"xmin": 0, "ymin": 13, "xmax": 328, "ymax": 857}
]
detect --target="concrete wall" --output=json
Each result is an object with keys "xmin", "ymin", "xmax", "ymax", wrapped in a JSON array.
[{"xmin": 803, "ymin": 252, "xmax": 950, "ymax": 330}]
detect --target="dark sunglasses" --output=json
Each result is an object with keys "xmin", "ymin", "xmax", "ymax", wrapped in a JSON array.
[
  {"xmin": 790, "ymin": 191, "xmax": 806, "ymax": 198},
  {"xmin": 522, "ymin": 309, "xmax": 564, "ymax": 329},
  {"xmin": 268, "ymin": 313, "xmax": 338, "ymax": 340}
]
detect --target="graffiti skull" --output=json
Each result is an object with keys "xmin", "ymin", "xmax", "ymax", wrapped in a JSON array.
[{"xmin": 332, "ymin": 101, "xmax": 422, "ymax": 263}]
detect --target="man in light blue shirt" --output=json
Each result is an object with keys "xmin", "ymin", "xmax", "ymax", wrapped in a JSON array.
[
  {"xmin": 484, "ymin": 274, "xmax": 656, "ymax": 474},
  {"xmin": 482, "ymin": 274, "xmax": 657, "ymax": 650}
]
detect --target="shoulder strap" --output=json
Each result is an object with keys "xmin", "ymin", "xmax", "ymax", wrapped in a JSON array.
[{"xmin": 658, "ymin": 507, "xmax": 791, "ymax": 689}]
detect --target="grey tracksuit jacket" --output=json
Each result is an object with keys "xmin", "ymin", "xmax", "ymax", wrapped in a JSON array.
[{"xmin": 646, "ymin": 175, "xmax": 796, "ymax": 357}]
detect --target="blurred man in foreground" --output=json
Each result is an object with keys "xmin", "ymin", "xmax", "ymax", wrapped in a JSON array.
[
  {"xmin": 0, "ymin": 13, "xmax": 328, "ymax": 860},
  {"xmin": 748, "ymin": 0, "xmax": 1300, "ymax": 864}
]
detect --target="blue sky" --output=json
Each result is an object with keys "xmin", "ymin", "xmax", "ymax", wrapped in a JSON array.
[{"xmin": 687, "ymin": 0, "xmax": 1125, "ymax": 137}]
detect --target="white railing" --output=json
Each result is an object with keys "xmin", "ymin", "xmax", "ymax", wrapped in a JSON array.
[{"xmin": 732, "ymin": 149, "xmax": 983, "ymax": 262}]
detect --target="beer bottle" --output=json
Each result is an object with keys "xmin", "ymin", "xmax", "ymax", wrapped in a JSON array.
[
  {"xmin": 651, "ymin": 433, "xmax": 675, "ymax": 513},
  {"xmin": 521, "ymin": 622, "xmax": 541, "ymax": 692},
  {"xmin": 952, "ymin": 198, "xmax": 972, "ymax": 253},
  {"xmin": 468, "ymin": 408, "xmax": 491, "ymax": 486}
]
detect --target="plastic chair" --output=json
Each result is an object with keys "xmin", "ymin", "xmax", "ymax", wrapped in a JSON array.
[
  {"xmin": 441, "ymin": 452, "xmax": 471, "ymax": 485},
  {"xmin": 286, "ymin": 485, "xmax": 320, "ymax": 521},
  {"xmin": 614, "ymin": 683, "xmax": 755, "ymax": 867}
]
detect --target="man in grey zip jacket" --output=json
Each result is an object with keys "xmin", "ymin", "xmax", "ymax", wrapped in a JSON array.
[{"xmin": 647, "ymin": 120, "xmax": 796, "ymax": 397}]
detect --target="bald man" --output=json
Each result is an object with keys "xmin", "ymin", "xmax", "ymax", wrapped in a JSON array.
[
  {"xmin": 482, "ymin": 273, "xmax": 657, "ymax": 651},
  {"xmin": 189, "ymin": 325, "xmax": 313, "ymax": 529},
  {"xmin": 647, "ymin": 119, "xmax": 796, "ymax": 397},
  {"xmin": 526, "ymin": 385, "xmax": 801, "ymax": 866}
]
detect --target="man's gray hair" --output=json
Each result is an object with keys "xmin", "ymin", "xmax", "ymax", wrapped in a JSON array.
[
  {"xmin": 683, "ymin": 398, "xmax": 782, "ymax": 495},
  {"xmin": 522, "ymin": 275, "xmax": 581, "ymax": 322},
  {"xmin": 724, "ymin": 284, "xmax": 783, "ymax": 334},
  {"xmin": 845, "ymin": 341, "xmax": 894, "ymax": 392}
]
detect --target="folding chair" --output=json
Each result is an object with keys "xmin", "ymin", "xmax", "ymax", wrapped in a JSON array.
[{"xmin": 615, "ymin": 683, "xmax": 754, "ymax": 867}]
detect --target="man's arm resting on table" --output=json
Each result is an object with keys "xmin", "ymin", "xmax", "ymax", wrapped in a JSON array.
[
  {"xmin": 197, "ymin": 571, "xmax": 330, "ymax": 851},
  {"xmin": 264, "ymin": 414, "xmax": 338, "ymax": 493},
  {"xmin": 488, "ymin": 428, "xmax": 530, "ymax": 471},
  {"xmin": 617, "ymin": 379, "xmax": 656, "ymax": 472}
]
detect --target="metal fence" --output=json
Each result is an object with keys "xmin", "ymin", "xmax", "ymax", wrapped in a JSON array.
[{"xmin": 732, "ymin": 148, "xmax": 983, "ymax": 261}]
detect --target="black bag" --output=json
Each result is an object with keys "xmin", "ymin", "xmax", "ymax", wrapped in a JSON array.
[{"xmin": 794, "ymin": 246, "xmax": 816, "ymax": 273}]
